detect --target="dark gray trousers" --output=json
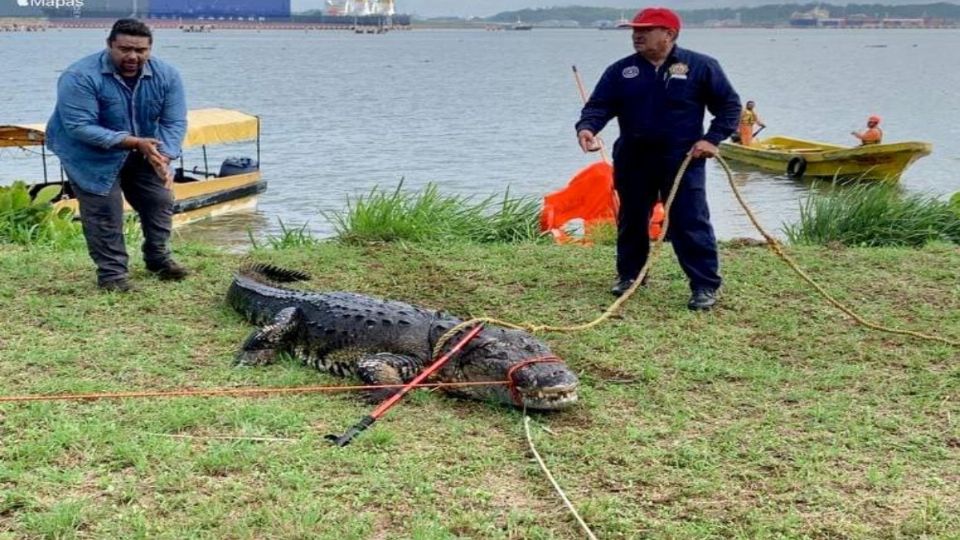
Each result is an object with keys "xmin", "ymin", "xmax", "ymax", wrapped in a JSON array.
[{"xmin": 72, "ymin": 154, "xmax": 174, "ymax": 285}]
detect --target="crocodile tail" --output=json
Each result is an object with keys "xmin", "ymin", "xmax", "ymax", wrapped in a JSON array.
[{"xmin": 238, "ymin": 262, "xmax": 311, "ymax": 283}]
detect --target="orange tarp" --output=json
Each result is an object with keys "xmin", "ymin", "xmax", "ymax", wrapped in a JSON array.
[{"xmin": 539, "ymin": 162, "xmax": 618, "ymax": 243}]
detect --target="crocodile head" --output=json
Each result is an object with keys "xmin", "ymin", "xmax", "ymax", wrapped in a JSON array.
[{"xmin": 438, "ymin": 325, "xmax": 579, "ymax": 410}]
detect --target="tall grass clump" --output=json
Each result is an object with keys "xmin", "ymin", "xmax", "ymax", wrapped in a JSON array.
[
  {"xmin": 784, "ymin": 182, "xmax": 960, "ymax": 247},
  {"xmin": 248, "ymin": 219, "xmax": 323, "ymax": 250},
  {"xmin": 325, "ymin": 181, "xmax": 544, "ymax": 244},
  {"xmin": 0, "ymin": 181, "xmax": 83, "ymax": 248}
]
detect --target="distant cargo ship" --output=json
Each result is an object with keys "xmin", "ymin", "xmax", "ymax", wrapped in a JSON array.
[
  {"xmin": 789, "ymin": 7, "xmax": 829, "ymax": 27},
  {"xmin": 789, "ymin": 7, "xmax": 930, "ymax": 28},
  {"xmin": 597, "ymin": 12, "xmax": 631, "ymax": 30},
  {"xmin": 9, "ymin": 0, "xmax": 411, "ymax": 29}
]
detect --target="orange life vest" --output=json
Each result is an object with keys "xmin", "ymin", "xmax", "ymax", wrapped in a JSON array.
[{"xmin": 860, "ymin": 127, "xmax": 883, "ymax": 145}]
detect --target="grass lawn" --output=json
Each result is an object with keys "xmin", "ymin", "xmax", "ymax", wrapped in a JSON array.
[{"xmin": 0, "ymin": 240, "xmax": 958, "ymax": 539}]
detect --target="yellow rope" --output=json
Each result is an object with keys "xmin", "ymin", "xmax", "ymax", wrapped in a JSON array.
[
  {"xmin": 430, "ymin": 148, "xmax": 958, "ymax": 540},
  {"xmin": 432, "ymin": 155, "xmax": 689, "ymax": 353},
  {"xmin": 714, "ymin": 154, "xmax": 959, "ymax": 347},
  {"xmin": 434, "ymin": 152, "xmax": 958, "ymax": 352},
  {"xmin": 523, "ymin": 413, "xmax": 599, "ymax": 540}
]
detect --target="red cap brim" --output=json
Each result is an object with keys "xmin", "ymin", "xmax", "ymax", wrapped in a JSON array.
[{"xmin": 625, "ymin": 22, "xmax": 675, "ymax": 29}]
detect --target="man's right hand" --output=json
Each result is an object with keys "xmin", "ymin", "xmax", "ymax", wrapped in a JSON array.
[
  {"xmin": 121, "ymin": 137, "xmax": 174, "ymax": 188},
  {"xmin": 577, "ymin": 129, "xmax": 601, "ymax": 153},
  {"xmin": 148, "ymin": 154, "xmax": 174, "ymax": 189}
]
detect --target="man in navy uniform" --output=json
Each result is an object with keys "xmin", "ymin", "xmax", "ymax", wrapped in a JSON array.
[{"xmin": 576, "ymin": 7, "xmax": 741, "ymax": 310}]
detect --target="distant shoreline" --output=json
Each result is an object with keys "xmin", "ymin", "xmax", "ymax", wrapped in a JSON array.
[
  {"xmin": 3, "ymin": 20, "xmax": 958, "ymax": 32},
  {"xmin": 2, "ymin": 16, "xmax": 958, "ymax": 32}
]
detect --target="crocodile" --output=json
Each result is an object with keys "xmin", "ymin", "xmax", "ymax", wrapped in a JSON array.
[{"xmin": 227, "ymin": 264, "xmax": 579, "ymax": 410}]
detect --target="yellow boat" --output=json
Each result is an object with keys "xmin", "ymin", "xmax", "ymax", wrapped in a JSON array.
[
  {"xmin": 719, "ymin": 136, "xmax": 932, "ymax": 182},
  {"xmin": 0, "ymin": 108, "xmax": 266, "ymax": 227}
]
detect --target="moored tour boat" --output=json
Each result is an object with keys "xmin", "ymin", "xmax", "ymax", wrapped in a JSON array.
[{"xmin": 0, "ymin": 108, "xmax": 266, "ymax": 227}]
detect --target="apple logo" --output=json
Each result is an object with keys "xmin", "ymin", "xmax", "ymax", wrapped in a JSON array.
[{"xmin": 17, "ymin": 0, "xmax": 30, "ymax": 6}]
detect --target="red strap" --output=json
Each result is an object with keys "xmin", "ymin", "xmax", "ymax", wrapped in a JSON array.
[{"xmin": 506, "ymin": 356, "xmax": 566, "ymax": 407}]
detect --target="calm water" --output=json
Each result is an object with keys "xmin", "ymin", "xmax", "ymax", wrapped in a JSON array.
[{"xmin": 2, "ymin": 27, "xmax": 959, "ymax": 245}]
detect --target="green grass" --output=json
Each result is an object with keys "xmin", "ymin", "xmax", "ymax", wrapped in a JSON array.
[
  {"xmin": 784, "ymin": 183, "xmax": 960, "ymax": 247},
  {"xmin": 324, "ymin": 181, "xmax": 545, "ymax": 244},
  {"xmin": 0, "ymin": 239, "xmax": 958, "ymax": 538},
  {"xmin": 248, "ymin": 218, "xmax": 324, "ymax": 250}
]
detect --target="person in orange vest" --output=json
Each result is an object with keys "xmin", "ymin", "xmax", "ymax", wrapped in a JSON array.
[
  {"xmin": 851, "ymin": 115, "xmax": 883, "ymax": 145},
  {"xmin": 737, "ymin": 100, "xmax": 765, "ymax": 146}
]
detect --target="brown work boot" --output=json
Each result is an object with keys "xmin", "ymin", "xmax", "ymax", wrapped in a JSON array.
[
  {"xmin": 147, "ymin": 260, "xmax": 189, "ymax": 281},
  {"xmin": 98, "ymin": 278, "xmax": 137, "ymax": 293}
]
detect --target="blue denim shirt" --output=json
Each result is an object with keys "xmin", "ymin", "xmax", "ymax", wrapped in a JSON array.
[{"xmin": 46, "ymin": 51, "xmax": 187, "ymax": 195}]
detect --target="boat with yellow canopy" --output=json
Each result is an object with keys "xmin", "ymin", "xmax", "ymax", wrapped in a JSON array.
[
  {"xmin": 0, "ymin": 108, "xmax": 266, "ymax": 227},
  {"xmin": 719, "ymin": 136, "xmax": 932, "ymax": 182}
]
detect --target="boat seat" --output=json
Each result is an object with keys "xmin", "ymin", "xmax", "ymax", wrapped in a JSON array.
[{"xmin": 174, "ymin": 168, "xmax": 201, "ymax": 183}]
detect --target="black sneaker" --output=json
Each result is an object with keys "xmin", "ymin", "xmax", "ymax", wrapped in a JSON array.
[
  {"xmin": 147, "ymin": 260, "xmax": 189, "ymax": 281},
  {"xmin": 610, "ymin": 275, "xmax": 650, "ymax": 297},
  {"xmin": 687, "ymin": 288, "xmax": 718, "ymax": 311},
  {"xmin": 99, "ymin": 278, "xmax": 136, "ymax": 293}
]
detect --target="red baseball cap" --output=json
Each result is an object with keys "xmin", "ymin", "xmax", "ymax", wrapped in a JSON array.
[{"xmin": 627, "ymin": 7, "xmax": 682, "ymax": 31}]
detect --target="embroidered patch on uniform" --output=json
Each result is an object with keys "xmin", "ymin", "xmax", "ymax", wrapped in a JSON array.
[
  {"xmin": 622, "ymin": 66, "xmax": 640, "ymax": 79},
  {"xmin": 669, "ymin": 63, "xmax": 689, "ymax": 76}
]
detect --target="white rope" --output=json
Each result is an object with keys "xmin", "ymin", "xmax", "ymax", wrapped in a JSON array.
[{"xmin": 523, "ymin": 414, "xmax": 599, "ymax": 540}]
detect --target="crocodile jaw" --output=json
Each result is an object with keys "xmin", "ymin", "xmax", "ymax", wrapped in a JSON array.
[{"xmin": 517, "ymin": 384, "xmax": 579, "ymax": 410}]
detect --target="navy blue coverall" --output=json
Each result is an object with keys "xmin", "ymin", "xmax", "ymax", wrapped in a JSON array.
[{"xmin": 576, "ymin": 46, "xmax": 741, "ymax": 292}]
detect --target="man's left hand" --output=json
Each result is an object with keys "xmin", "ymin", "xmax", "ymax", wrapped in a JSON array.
[
  {"xmin": 148, "ymin": 154, "xmax": 174, "ymax": 189},
  {"xmin": 690, "ymin": 140, "xmax": 719, "ymax": 159}
]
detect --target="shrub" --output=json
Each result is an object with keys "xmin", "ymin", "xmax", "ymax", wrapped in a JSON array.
[
  {"xmin": 325, "ymin": 181, "xmax": 545, "ymax": 244},
  {"xmin": 784, "ymin": 183, "xmax": 960, "ymax": 247},
  {"xmin": 0, "ymin": 181, "xmax": 83, "ymax": 247}
]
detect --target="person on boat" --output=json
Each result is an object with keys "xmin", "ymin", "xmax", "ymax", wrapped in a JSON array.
[
  {"xmin": 46, "ymin": 18, "xmax": 189, "ymax": 292},
  {"xmin": 851, "ymin": 115, "xmax": 883, "ymax": 145},
  {"xmin": 576, "ymin": 7, "xmax": 741, "ymax": 311},
  {"xmin": 737, "ymin": 100, "xmax": 765, "ymax": 146}
]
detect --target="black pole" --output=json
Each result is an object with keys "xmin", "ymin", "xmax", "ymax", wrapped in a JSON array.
[
  {"xmin": 41, "ymin": 143, "xmax": 49, "ymax": 183},
  {"xmin": 202, "ymin": 145, "xmax": 209, "ymax": 177}
]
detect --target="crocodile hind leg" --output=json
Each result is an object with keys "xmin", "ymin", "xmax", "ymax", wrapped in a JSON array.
[
  {"xmin": 356, "ymin": 353, "xmax": 424, "ymax": 404},
  {"xmin": 235, "ymin": 307, "xmax": 302, "ymax": 367}
]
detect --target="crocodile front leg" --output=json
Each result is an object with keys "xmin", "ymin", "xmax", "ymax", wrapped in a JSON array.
[
  {"xmin": 235, "ymin": 307, "xmax": 302, "ymax": 367},
  {"xmin": 356, "ymin": 353, "xmax": 424, "ymax": 403}
]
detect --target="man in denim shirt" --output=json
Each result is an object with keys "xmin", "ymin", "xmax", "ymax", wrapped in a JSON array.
[{"xmin": 47, "ymin": 19, "xmax": 188, "ymax": 292}]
